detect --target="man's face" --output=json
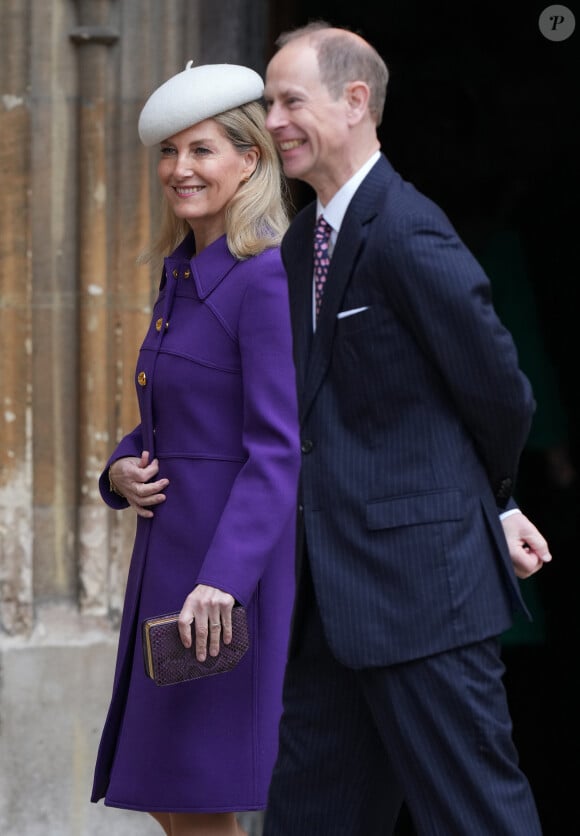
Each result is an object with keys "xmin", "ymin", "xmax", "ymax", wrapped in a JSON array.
[{"xmin": 264, "ymin": 40, "xmax": 351, "ymax": 197}]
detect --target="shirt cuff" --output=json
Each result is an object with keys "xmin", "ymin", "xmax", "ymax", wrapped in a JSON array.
[{"xmin": 499, "ymin": 507, "xmax": 522, "ymax": 520}]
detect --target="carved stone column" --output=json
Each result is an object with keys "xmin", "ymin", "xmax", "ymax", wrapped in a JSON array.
[
  {"xmin": 0, "ymin": 0, "xmax": 33, "ymax": 635},
  {"xmin": 70, "ymin": 0, "xmax": 121, "ymax": 614}
]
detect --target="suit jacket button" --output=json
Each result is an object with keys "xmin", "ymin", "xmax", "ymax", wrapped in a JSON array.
[
  {"xmin": 137, "ymin": 371, "xmax": 147, "ymax": 387},
  {"xmin": 301, "ymin": 439, "xmax": 313, "ymax": 453}
]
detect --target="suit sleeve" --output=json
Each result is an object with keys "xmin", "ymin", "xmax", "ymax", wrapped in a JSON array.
[{"xmin": 382, "ymin": 210, "xmax": 535, "ymax": 502}]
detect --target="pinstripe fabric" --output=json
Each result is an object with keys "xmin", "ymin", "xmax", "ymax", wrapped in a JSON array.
[
  {"xmin": 362, "ymin": 640, "xmax": 541, "ymax": 835},
  {"xmin": 265, "ymin": 154, "xmax": 541, "ymax": 834},
  {"xmin": 266, "ymin": 564, "xmax": 541, "ymax": 835},
  {"xmin": 265, "ymin": 563, "xmax": 403, "ymax": 835},
  {"xmin": 282, "ymin": 155, "xmax": 534, "ymax": 670}
]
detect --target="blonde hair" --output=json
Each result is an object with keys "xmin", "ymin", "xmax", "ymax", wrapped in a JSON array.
[{"xmin": 144, "ymin": 101, "xmax": 291, "ymax": 261}]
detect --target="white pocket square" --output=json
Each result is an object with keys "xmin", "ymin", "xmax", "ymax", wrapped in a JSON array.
[{"xmin": 337, "ymin": 306, "xmax": 370, "ymax": 319}]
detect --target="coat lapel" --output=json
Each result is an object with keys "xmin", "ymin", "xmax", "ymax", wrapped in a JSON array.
[{"xmin": 299, "ymin": 157, "xmax": 391, "ymax": 421}]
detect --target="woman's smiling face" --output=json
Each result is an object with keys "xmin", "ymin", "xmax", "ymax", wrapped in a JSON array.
[{"xmin": 157, "ymin": 119, "xmax": 258, "ymax": 249}]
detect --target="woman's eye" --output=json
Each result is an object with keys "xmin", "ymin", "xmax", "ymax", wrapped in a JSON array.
[{"xmin": 159, "ymin": 145, "xmax": 211, "ymax": 158}]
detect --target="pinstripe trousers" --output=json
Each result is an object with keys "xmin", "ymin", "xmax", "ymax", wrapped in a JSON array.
[{"xmin": 263, "ymin": 559, "xmax": 542, "ymax": 835}]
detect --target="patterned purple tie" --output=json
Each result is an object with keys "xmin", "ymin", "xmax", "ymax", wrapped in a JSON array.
[{"xmin": 313, "ymin": 215, "xmax": 332, "ymax": 318}]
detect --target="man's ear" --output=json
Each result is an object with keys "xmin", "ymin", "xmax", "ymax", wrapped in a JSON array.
[{"xmin": 345, "ymin": 81, "xmax": 371, "ymax": 125}]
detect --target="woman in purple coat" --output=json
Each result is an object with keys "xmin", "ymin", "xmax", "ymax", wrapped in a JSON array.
[{"xmin": 91, "ymin": 63, "xmax": 300, "ymax": 836}]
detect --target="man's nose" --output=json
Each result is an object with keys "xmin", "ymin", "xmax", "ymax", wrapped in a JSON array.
[{"xmin": 265, "ymin": 103, "xmax": 283, "ymax": 131}]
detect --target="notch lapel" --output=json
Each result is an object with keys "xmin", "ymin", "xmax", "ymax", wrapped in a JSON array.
[
  {"xmin": 301, "ymin": 212, "xmax": 367, "ymax": 420},
  {"xmin": 286, "ymin": 156, "xmax": 393, "ymax": 424},
  {"xmin": 285, "ymin": 208, "xmax": 317, "ymax": 403}
]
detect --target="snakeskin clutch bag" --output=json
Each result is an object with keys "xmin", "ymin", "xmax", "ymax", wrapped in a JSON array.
[{"xmin": 142, "ymin": 606, "xmax": 249, "ymax": 686}]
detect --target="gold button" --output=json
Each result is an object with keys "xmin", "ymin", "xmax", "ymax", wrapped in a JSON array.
[
  {"xmin": 172, "ymin": 268, "xmax": 178, "ymax": 278},
  {"xmin": 155, "ymin": 318, "xmax": 163, "ymax": 332},
  {"xmin": 184, "ymin": 269, "xmax": 191, "ymax": 278},
  {"xmin": 137, "ymin": 371, "xmax": 147, "ymax": 386}
]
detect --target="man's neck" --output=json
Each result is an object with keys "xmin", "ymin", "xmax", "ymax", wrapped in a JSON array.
[{"xmin": 315, "ymin": 140, "xmax": 380, "ymax": 205}]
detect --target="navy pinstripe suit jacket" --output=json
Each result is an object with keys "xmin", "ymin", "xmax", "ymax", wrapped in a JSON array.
[{"xmin": 282, "ymin": 154, "xmax": 535, "ymax": 669}]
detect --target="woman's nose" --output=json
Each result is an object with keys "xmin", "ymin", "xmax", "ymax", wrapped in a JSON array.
[{"xmin": 174, "ymin": 153, "xmax": 194, "ymax": 177}]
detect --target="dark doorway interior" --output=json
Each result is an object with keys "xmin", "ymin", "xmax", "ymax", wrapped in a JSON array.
[{"xmin": 268, "ymin": 3, "xmax": 580, "ymax": 834}]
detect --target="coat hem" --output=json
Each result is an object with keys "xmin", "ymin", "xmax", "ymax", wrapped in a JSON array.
[{"xmin": 102, "ymin": 798, "xmax": 266, "ymax": 814}]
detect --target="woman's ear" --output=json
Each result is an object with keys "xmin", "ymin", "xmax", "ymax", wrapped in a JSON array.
[{"xmin": 242, "ymin": 147, "xmax": 260, "ymax": 180}]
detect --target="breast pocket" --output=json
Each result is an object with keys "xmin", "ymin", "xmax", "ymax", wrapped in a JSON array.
[{"xmin": 335, "ymin": 304, "xmax": 381, "ymax": 336}]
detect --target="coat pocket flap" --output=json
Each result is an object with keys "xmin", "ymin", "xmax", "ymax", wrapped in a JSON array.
[{"xmin": 366, "ymin": 489, "xmax": 464, "ymax": 530}]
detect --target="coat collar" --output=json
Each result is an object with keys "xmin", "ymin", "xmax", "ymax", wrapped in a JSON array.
[{"xmin": 163, "ymin": 232, "xmax": 237, "ymax": 299}]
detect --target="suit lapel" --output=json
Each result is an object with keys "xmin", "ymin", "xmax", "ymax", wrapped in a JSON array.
[
  {"xmin": 285, "ymin": 206, "xmax": 317, "ymax": 402},
  {"xmin": 301, "ymin": 212, "xmax": 367, "ymax": 419},
  {"xmin": 300, "ymin": 157, "xmax": 392, "ymax": 421},
  {"xmin": 285, "ymin": 157, "xmax": 395, "ymax": 423}
]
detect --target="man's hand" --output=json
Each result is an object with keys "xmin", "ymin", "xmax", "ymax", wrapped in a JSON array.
[{"xmin": 501, "ymin": 511, "xmax": 552, "ymax": 579}]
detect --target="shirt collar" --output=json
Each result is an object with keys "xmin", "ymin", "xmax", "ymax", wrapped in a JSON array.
[{"xmin": 316, "ymin": 150, "xmax": 381, "ymax": 234}]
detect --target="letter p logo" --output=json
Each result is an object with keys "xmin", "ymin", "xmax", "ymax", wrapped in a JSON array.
[{"xmin": 539, "ymin": 5, "xmax": 576, "ymax": 40}]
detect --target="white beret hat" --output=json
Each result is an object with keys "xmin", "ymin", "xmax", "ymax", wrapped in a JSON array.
[{"xmin": 138, "ymin": 60, "xmax": 264, "ymax": 146}]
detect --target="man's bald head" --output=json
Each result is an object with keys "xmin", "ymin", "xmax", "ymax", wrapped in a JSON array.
[{"xmin": 274, "ymin": 21, "xmax": 389, "ymax": 126}]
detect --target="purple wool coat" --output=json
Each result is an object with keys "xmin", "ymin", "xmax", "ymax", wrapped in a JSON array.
[{"xmin": 91, "ymin": 233, "xmax": 300, "ymax": 813}]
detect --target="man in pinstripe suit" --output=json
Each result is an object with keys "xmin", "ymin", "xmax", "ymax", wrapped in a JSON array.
[{"xmin": 262, "ymin": 21, "xmax": 551, "ymax": 835}]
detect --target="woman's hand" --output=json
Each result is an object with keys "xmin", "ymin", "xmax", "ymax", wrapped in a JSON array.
[
  {"xmin": 109, "ymin": 451, "xmax": 169, "ymax": 518},
  {"xmin": 178, "ymin": 585, "xmax": 236, "ymax": 661}
]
